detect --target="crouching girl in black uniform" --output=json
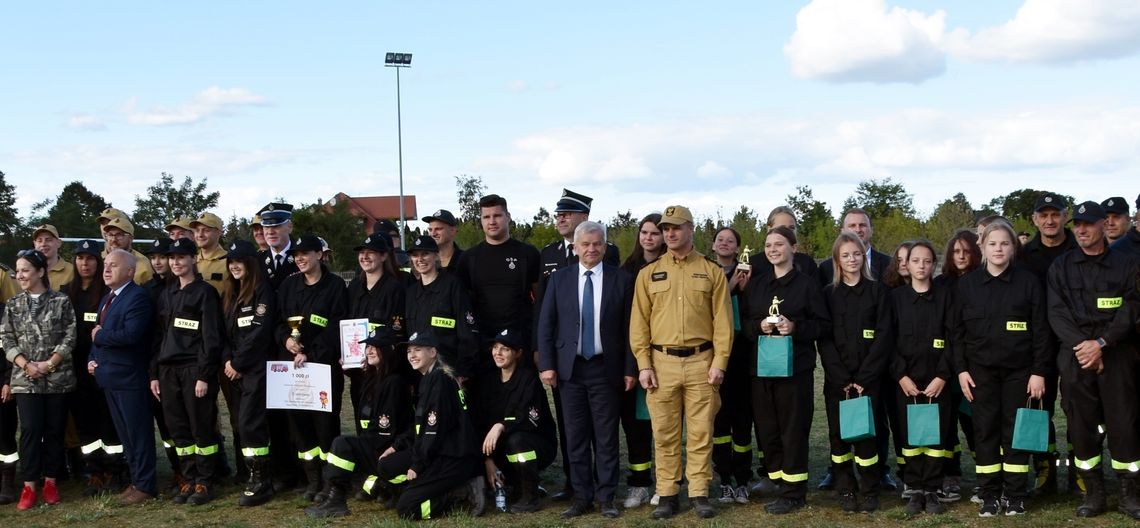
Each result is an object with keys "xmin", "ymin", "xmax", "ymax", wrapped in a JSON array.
[
  {"xmin": 376, "ymin": 330, "xmax": 485, "ymax": 520},
  {"xmin": 477, "ymin": 329, "xmax": 555, "ymax": 513}
]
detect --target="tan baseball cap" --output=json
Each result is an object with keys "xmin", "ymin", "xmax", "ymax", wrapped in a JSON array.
[
  {"xmin": 97, "ymin": 207, "xmax": 127, "ymax": 223},
  {"xmin": 165, "ymin": 216, "xmax": 194, "ymax": 232},
  {"xmin": 658, "ymin": 205, "xmax": 694, "ymax": 226},
  {"xmin": 251, "ymin": 213, "xmax": 263, "ymax": 227},
  {"xmin": 32, "ymin": 224, "xmax": 60, "ymax": 240},
  {"xmin": 102, "ymin": 216, "xmax": 135, "ymax": 236},
  {"xmin": 190, "ymin": 212, "xmax": 223, "ymax": 230}
]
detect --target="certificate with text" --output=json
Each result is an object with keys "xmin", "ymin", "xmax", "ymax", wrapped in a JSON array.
[
  {"xmin": 340, "ymin": 318, "xmax": 369, "ymax": 369},
  {"xmin": 266, "ymin": 361, "xmax": 333, "ymax": 412}
]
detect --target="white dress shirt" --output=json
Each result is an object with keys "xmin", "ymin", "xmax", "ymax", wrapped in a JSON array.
[{"xmin": 577, "ymin": 263, "xmax": 604, "ymax": 357}]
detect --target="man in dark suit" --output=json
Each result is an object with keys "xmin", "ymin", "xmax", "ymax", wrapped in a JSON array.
[
  {"xmin": 818, "ymin": 208, "xmax": 891, "ymax": 284},
  {"xmin": 88, "ymin": 249, "xmax": 157, "ymax": 505},
  {"xmin": 256, "ymin": 203, "xmax": 299, "ymax": 291},
  {"xmin": 538, "ymin": 220, "xmax": 636, "ymax": 520}
]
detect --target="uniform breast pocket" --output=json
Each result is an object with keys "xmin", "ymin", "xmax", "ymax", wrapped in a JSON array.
[
  {"xmin": 647, "ymin": 280, "xmax": 671, "ymax": 297},
  {"xmin": 961, "ymin": 305, "xmax": 987, "ymax": 339},
  {"xmin": 685, "ymin": 280, "xmax": 711, "ymax": 307}
]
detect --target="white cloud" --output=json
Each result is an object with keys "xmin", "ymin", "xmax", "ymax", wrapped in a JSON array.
[
  {"xmin": 946, "ymin": 0, "xmax": 1140, "ymax": 63},
  {"xmin": 124, "ymin": 86, "xmax": 269, "ymax": 126},
  {"xmin": 696, "ymin": 161, "xmax": 731, "ymax": 179},
  {"xmin": 506, "ymin": 80, "xmax": 529, "ymax": 93},
  {"xmin": 65, "ymin": 114, "xmax": 106, "ymax": 131},
  {"xmin": 784, "ymin": 0, "xmax": 948, "ymax": 83}
]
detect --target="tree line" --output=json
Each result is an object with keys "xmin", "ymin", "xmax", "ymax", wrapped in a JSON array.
[{"xmin": 0, "ymin": 169, "xmax": 1068, "ymax": 269}]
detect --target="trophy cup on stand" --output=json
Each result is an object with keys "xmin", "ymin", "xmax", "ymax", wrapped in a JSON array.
[
  {"xmin": 287, "ymin": 316, "xmax": 304, "ymax": 341},
  {"xmin": 736, "ymin": 246, "xmax": 752, "ymax": 272}
]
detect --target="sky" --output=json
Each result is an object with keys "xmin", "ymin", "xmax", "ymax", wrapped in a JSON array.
[{"xmin": 4, "ymin": 0, "xmax": 1140, "ymax": 233}]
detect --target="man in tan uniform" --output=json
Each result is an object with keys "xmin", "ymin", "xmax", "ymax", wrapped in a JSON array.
[
  {"xmin": 33, "ymin": 224, "xmax": 74, "ymax": 290},
  {"xmin": 191, "ymin": 212, "xmax": 227, "ymax": 292},
  {"xmin": 101, "ymin": 217, "xmax": 153, "ymax": 285},
  {"xmin": 630, "ymin": 205, "xmax": 732, "ymax": 520},
  {"xmin": 166, "ymin": 217, "xmax": 195, "ymax": 241}
]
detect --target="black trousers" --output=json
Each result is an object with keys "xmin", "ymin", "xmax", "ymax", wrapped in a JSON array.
[
  {"xmin": 217, "ymin": 372, "xmax": 244, "ymax": 475},
  {"xmin": 944, "ymin": 382, "xmax": 976, "ymax": 477},
  {"xmin": 235, "ymin": 369, "xmax": 270, "ymax": 457},
  {"xmin": 559, "ymin": 357, "xmax": 621, "ymax": 502},
  {"xmin": 15, "ymin": 393, "xmax": 68, "ymax": 482},
  {"xmin": 287, "ymin": 370, "xmax": 342, "ymax": 461},
  {"xmin": 377, "ymin": 450, "xmax": 481, "ymax": 520},
  {"xmin": 69, "ymin": 384, "xmax": 122, "ymax": 473},
  {"xmin": 875, "ymin": 378, "xmax": 904, "ymax": 474},
  {"xmin": 268, "ymin": 409, "xmax": 297, "ymax": 482},
  {"xmin": 895, "ymin": 388, "xmax": 953, "ymax": 492},
  {"xmin": 0, "ymin": 397, "xmax": 18, "ymax": 465},
  {"xmin": 324, "ymin": 434, "xmax": 383, "ymax": 487},
  {"xmin": 752, "ymin": 369, "xmax": 813, "ymax": 500},
  {"xmin": 105, "ymin": 388, "xmax": 157, "ymax": 495},
  {"xmin": 1060, "ymin": 348, "xmax": 1140, "ymax": 478},
  {"xmin": 619, "ymin": 385, "xmax": 654, "ymax": 487},
  {"xmin": 159, "ymin": 364, "xmax": 221, "ymax": 485},
  {"xmin": 491, "ymin": 430, "xmax": 555, "ymax": 489},
  {"xmin": 713, "ymin": 359, "xmax": 753, "ymax": 487},
  {"xmin": 824, "ymin": 385, "xmax": 881, "ymax": 497},
  {"xmin": 971, "ymin": 366, "xmax": 1031, "ymax": 500},
  {"xmin": 152, "ymin": 396, "xmax": 179, "ymax": 475},
  {"xmin": 550, "ymin": 384, "xmax": 580, "ymax": 490}
]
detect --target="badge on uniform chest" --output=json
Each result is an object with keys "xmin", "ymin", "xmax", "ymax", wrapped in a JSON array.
[
  {"xmin": 651, "ymin": 272, "xmax": 667, "ymax": 281},
  {"xmin": 505, "ymin": 257, "xmax": 518, "ymax": 270}
]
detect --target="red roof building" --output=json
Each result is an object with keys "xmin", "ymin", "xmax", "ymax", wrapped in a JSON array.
[{"xmin": 331, "ymin": 193, "xmax": 417, "ymax": 234}]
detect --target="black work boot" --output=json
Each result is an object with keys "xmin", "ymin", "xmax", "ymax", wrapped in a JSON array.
[
  {"xmin": 239, "ymin": 457, "xmax": 275, "ymax": 507},
  {"xmin": 301, "ymin": 459, "xmax": 323, "ymax": 502},
  {"xmin": 304, "ymin": 482, "xmax": 349, "ymax": 518},
  {"xmin": 1075, "ymin": 470, "xmax": 1107, "ymax": 518},
  {"xmin": 0, "ymin": 463, "xmax": 16, "ymax": 504},
  {"xmin": 652, "ymin": 494, "xmax": 679, "ymax": 519},
  {"xmin": 1119, "ymin": 477, "xmax": 1140, "ymax": 520},
  {"xmin": 509, "ymin": 466, "xmax": 542, "ymax": 513}
]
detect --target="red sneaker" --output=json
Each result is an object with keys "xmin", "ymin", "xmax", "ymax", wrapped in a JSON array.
[
  {"xmin": 16, "ymin": 485, "xmax": 36, "ymax": 510},
  {"xmin": 42, "ymin": 480, "xmax": 60, "ymax": 505}
]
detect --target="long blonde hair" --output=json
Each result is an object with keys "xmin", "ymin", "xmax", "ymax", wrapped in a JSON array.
[{"xmin": 830, "ymin": 232, "xmax": 871, "ymax": 285}]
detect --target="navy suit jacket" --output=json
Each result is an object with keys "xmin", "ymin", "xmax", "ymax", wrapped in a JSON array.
[
  {"xmin": 537, "ymin": 263, "xmax": 635, "ymax": 387},
  {"xmin": 90, "ymin": 281, "xmax": 155, "ymax": 390}
]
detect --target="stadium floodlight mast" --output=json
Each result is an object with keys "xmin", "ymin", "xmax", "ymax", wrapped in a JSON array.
[{"xmin": 385, "ymin": 52, "xmax": 412, "ymax": 250}]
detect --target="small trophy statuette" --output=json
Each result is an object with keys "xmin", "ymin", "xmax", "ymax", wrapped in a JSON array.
[
  {"xmin": 287, "ymin": 316, "xmax": 304, "ymax": 341},
  {"xmin": 736, "ymin": 246, "xmax": 752, "ymax": 272},
  {"xmin": 766, "ymin": 296, "xmax": 783, "ymax": 325}
]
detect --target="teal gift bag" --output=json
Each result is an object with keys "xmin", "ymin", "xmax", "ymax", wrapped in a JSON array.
[
  {"xmin": 1012, "ymin": 399, "xmax": 1049, "ymax": 453},
  {"xmin": 635, "ymin": 386, "xmax": 650, "ymax": 421},
  {"xmin": 906, "ymin": 398, "xmax": 941, "ymax": 447},
  {"xmin": 732, "ymin": 296, "xmax": 741, "ymax": 332},
  {"xmin": 756, "ymin": 335, "xmax": 792, "ymax": 377},
  {"xmin": 839, "ymin": 392, "xmax": 876, "ymax": 442}
]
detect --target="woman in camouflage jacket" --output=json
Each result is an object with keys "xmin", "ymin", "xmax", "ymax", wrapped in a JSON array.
[{"xmin": 1, "ymin": 249, "xmax": 76, "ymax": 510}]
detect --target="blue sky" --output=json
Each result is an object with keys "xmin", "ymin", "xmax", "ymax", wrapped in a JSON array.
[{"xmin": 4, "ymin": 0, "xmax": 1139, "ymax": 233}]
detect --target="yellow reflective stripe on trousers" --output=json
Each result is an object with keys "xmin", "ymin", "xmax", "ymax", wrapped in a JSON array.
[
  {"xmin": 783, "ymin": 472, "xmax": 808, "ymax": 482},
  {"xmin": 363, "ymin": 475, "xmax": 377, "ymax": 493},
  {"xmin": 242, "ymin": 446, "xmax": 270, "ymax": 457},
  {"xmin": 924, "ymin": 449, "xmax": 952, "ymax": 459},
  {"xmin": 327, "ymin": 452, "xmax": 355, "ymax": 472},
  {"xmin": 298, "ymin": 446, "xmax": 323, "ymax": 460},
  {"xmin": 629, "ymin": 461, "xmax": 652, "ymax": 471},
  {"xmin": 81, "ymin": 440, "xmax": 105, "ymax": 455},
  {"xmin": 901, "ymin": 447, "xmax": 924, "ymax": 457},
  {"xmin": 421, "ymin": 499, "xmax": 431, "ymax": 519},
  {"xmin": 855, "ymin": 454, "xmax": 879, "ymax": 467},
  {"xmin": 0, "ymin": 452, "xmax": 18, "ymax": 464},
  {"xmin": 1110, "ymin": 459, "xmax": 1140, "ymax": 472},
  {"xmin": 732, "ymin": 443, "xmax": 751, "ymax": 453},
  {"xmin": 713, "ymin": 436, "xmax": 731, "ymax": 445},
  {"xmin": 767, "ymin": 470, "xmax": 784, "ymax": 481},
  {"xmin": 831, "ymin": 452, "xmax": 854, "ymax": 464},
  {"xmin": 104, "ymin": 444, "xmax": 124, "ymax": 455},
  {"xmin": 976, "ymin": 463, "xmax": 1001, "ymax": 474},
  {"xmin": 389, "ymin": 474, "xmax": 408, "ymax": 484},
  {"xmin": 197, "ymin": 444, "xmax": 219, "ymax": 456},
  {"xmin": 175, "ymin": 445, "xmax": 197, "ymax": 457},
  {"xmin": 507, "ymin": 451, "xmax": 537, "ymax": 463},
  {"xmin": 1075, "ymin": 455, "xmax": 1102, "ymax": 470},
  {"xmin": 1003, "ymin": 463, "xmax": 1029, "ymax": 473}
]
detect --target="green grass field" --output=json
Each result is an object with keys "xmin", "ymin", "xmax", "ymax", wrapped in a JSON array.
[{"xmin": 0, "ymin": 366, "xmax": 1135, "ymax": 527}]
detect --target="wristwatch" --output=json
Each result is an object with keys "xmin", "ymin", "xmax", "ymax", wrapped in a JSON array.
[{"xmin": 1096, "ymin": 337, "xmax": 1107, "ymax": 348}]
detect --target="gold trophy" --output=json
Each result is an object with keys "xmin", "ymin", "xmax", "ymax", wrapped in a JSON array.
[
  {"xmin": 287, "ymin": 316, "xmax": 304, "ymax": 341},
  {"xmin": 736, "ymin": 245, "xmax": 752, "ymax": 272},
  {"xmin": 766, "ymin": 296, "xmax": 783, "ymax": 325}
]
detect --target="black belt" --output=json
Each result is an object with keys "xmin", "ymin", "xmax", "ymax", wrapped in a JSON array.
[{"xmin": 651, "ymin": 342, "xmax": 713, "ymax": 357}]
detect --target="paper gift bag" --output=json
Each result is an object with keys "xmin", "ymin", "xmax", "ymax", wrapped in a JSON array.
[
  {"xmin": 907, "ymin": 398, "xmax": 941, "ymax": 447},
  {"xmin": 1012, "ymin": 399, "xmax": 1049, "ymax": 453},
  {"xmin": 756, "ymin": 335, "xmax": 792, "ymax": 377},
  {"xmin": 732, "ymin": 296, "xmax": 741, "ymax": 332},
  {"xmin": 839, "ymin": 394, "xmax": 876, "ymax": 442},
  {"xmin": 635, "ymin": 386, "xmax": 650, "ymax": 421}
]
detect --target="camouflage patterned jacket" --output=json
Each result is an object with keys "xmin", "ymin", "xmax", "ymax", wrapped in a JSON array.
[{"xmin": 1, "ymin": 289, "xmax": 77, "ymax": 394}]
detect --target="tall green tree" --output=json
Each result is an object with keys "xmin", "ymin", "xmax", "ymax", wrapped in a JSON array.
[
  {"xmin": 786, "ymin": 185, "xmax": 836, "ymax": 258},
  {"xmin": 223, "ymin": 214, "xmax": 252, "ymax": 245},
  {"xmin": 986, "ymin": 188, "xmax": 1075, "ymax": 221},
  {"xmin": 291, "ymin": 199, "xmax": 367, "ymax": 271},
  {"xmin": 27, "ymin": 181, "xmax": 109, "ymax": 239},
  {"xmin": 455, "ymin": 175, "xmax": 486, "ymax": 225},
  {"xmin": 133, "ymin": 172, "xmax": 220, "ymax": 239},
  {"xmin": 728, "ymin": 205, "xmax": 764, "ymax": 250},
  {"xmin": 842, "ymin": 177, "xmax": 916, "ymax": 220},
  {"xmin": 0, "ymin": 171, "xmax": 22, "ymax": 265},
  {"xmin": 924, "ymin": 192, "xmax": 976, "ymax": 248}
]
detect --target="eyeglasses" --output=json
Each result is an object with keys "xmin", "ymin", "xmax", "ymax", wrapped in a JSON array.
[{"xmin": 105, "ymin": 231, "xmax": 130, "ymax": 239}]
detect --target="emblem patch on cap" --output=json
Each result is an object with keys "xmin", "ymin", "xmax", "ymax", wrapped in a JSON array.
[
  {"xmin": 230, "ymin": 243, "xmax": 236, "ymax": 250},
  {"xmin": 409, "ymin": 332, "xmax": 419, "ymax": 340},
  {"xmin": 1045, "ymin": 196, "xmax": 1053, "ymax": 203},
  {"xmin": 1079, "ymin": 205, "xmax": 1086, "ymax": 213},
  {"xmin": 1108, "ymin": 199, "xmax": 1115, "ymax": 206},
  {"xmin": 83, "ymin": 241, "xmax": 90, "ymax": 249},
  {"xmin": 433, "ymin": 209, "xmax": 442, "ymax": 216},
  {"xmin": 500, "ymin": 329, "xmax": 508, "ymax": 336},
  {"xmin": 666, "ymin": 206, "xmax": 676, "ymax": 216}
]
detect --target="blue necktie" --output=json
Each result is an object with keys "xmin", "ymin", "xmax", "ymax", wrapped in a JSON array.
[{"xmin": 581, "ymin": 270, "xmax": 595, "ymax": 359}]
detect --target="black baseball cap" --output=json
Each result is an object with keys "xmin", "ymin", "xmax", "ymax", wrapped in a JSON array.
[
  {"xmin": 374, "ymin": 219, "xmax": 399, "ymax": 235},
  {"xmin": 408, "ymin": 235, "xmax": 439, "ymax": 253},
  {"xmin": 354, "ymin": 233, "xmax": 391, "ymax": 253},
  {"xmin": 75, "ymin": 239, "xmax": 105, "ymax": 258},
  {"xmin": 421, "ymin": 209, "xmax": 457, "ymax": 226},
  {"xmin": 491, "ymin": 328, "xmax": 525, "ymax": 351},
  {"xmin": 1034, "ymin": 193, "xmax": 1066, "ymax": 213},
  {"xmin": 360, "ymin": 326, "xmax": 399, "ymax": 348},
  {"xmin": 226, "ymin": 239, "xmax": 259, "ymax": 259},
  {"xmin": 1102, "ymin": 197, "xmax": 1129, "ymax": 216},
  {"xmin": 399, "ymin": 330, "xmax": 439, "ymax": 349},
  {"xmin": 144, "ymin": 238, "xmax": 172, "ymax": 256},
  {"xmin": 287, "ymin": 234, "xmax": 325, "ymax": 255},
  {"xmin": 1071, "ymin": 201, "xmax": 1106, "ymax": 223},
  {"xmin": 165, "ymin": 237, "xmax": 198, "ymax": 256}
]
